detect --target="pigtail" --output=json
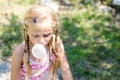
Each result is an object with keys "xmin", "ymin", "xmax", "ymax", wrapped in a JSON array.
[
  {"xmin": 26, "ymin": 34, "xmax": 32, "ymax": 77},
  {"xmin": 22, "ymin": 27, "xmax": 32, "ymax": 78},
  {"xmin": 49, "ymin": 40, "xmax": 54, "ymax": 80},
  {"xmin": 49, "ymin": 29, "xmax": 60, "ymax": 80}
]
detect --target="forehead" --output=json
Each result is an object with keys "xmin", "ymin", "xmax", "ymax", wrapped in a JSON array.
[{"xmin": 27, "ymin": 22, "xmax": 53, "ymax": 34}]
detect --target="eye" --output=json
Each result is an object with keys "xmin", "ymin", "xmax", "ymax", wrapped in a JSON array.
[
  {"xmin": 33, "ymin": 35, "xmax": 39, "ymax": 38},
  {"xmin": 43, "ymin": 33, "xmax": 51, "ymax": 38}
]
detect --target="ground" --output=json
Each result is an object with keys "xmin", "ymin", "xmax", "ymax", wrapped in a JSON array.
[{"xmin": 0, "ymin": 59, "xmax": 11, "ymax": 80}]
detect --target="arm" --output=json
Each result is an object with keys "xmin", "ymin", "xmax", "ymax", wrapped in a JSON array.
[
  {"xmin": 10, "ymin": 43, "xmax": 24, "ymax": 80},
  {"xmin": 57, "ymin": 36, "xmax": 73, "ymax": 80}
]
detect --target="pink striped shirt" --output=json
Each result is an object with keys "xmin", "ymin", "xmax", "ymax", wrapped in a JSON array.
[{"xmin": 20, "ymin": 53, "xmax": 56, "ymax": 80}]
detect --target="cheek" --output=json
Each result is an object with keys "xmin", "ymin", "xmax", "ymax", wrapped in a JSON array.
[
  {"xmin": 29, "ymin": 37, "xmax": 39, "ymax": 44},
  {"xmin": 45, "ymin": 35, "xmax": 52, "ymax": 43}
]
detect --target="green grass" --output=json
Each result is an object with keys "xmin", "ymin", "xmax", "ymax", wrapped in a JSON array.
[
  {"xmin": 59, "ymin": 5, "xmax": 120, "ymax": 79},
  {"xmin": 0, "ymin": 13, "xmax": 23, "ymax": 57}
]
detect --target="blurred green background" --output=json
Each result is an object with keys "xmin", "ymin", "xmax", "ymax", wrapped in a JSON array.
[{"xmin": 0, "ymin": 0, "xmax": 120, "ymax": 80}]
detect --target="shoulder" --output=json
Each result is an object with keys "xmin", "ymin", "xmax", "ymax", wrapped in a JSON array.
[
  {"xmin": 12, "ymin": 42, "xmax": 25, "ymax": 63},
  {"xmin": 56, "ymin": 35, "xmax": 63, "ymax": 46},
  {"xmin": 13, "ymin": 42, "xmax": 24, "ymax": 55},
  {"xmin": 53, "ymin": 35, "xmax": 63, "ymax": 50},
  {"xmin": 56, "ymin": 36, "xmax": 65, "ymax": 57}
]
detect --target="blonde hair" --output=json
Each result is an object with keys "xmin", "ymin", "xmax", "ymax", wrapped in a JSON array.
[{"xmin": 22, "ymin": 5, "xmax": 60, "ymax": 79}]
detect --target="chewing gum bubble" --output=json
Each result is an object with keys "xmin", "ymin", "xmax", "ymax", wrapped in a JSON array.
[{"xmin": 32, "ymin": 44, "xmax": 47, "ymax": 58}]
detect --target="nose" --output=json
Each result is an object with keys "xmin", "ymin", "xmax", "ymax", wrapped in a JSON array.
[{"xmin": 39, "ymin": 37, "xmax": 45, "ymax": 44}]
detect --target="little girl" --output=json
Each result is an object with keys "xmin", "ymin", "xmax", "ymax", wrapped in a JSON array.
[{"xmin": 10, "ymin": 5, "xmax": 73, "ymax": 80}]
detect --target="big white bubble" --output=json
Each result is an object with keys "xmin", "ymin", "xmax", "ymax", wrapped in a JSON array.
[{"xmin": 32, "ymin": 44, "xmax": 47, "ymax": 58}]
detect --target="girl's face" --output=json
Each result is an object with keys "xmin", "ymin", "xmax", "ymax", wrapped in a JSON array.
[{"xmin": 27, "ymin": 22, "xmax": 53, "ymax": 46}]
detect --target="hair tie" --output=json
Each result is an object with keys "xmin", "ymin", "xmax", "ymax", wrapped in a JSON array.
[{"xmin": 33, "ymin": 16, "xmax": 37, "ymax": 23}]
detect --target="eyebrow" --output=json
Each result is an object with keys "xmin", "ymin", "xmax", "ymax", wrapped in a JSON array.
[
  {"xmin": 31, "ymin": 32, "xmax": 52, "ymax": 35},
  {"xmin": 44, "ymin": 32, "xmax": 52, "ymax": 34}
]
